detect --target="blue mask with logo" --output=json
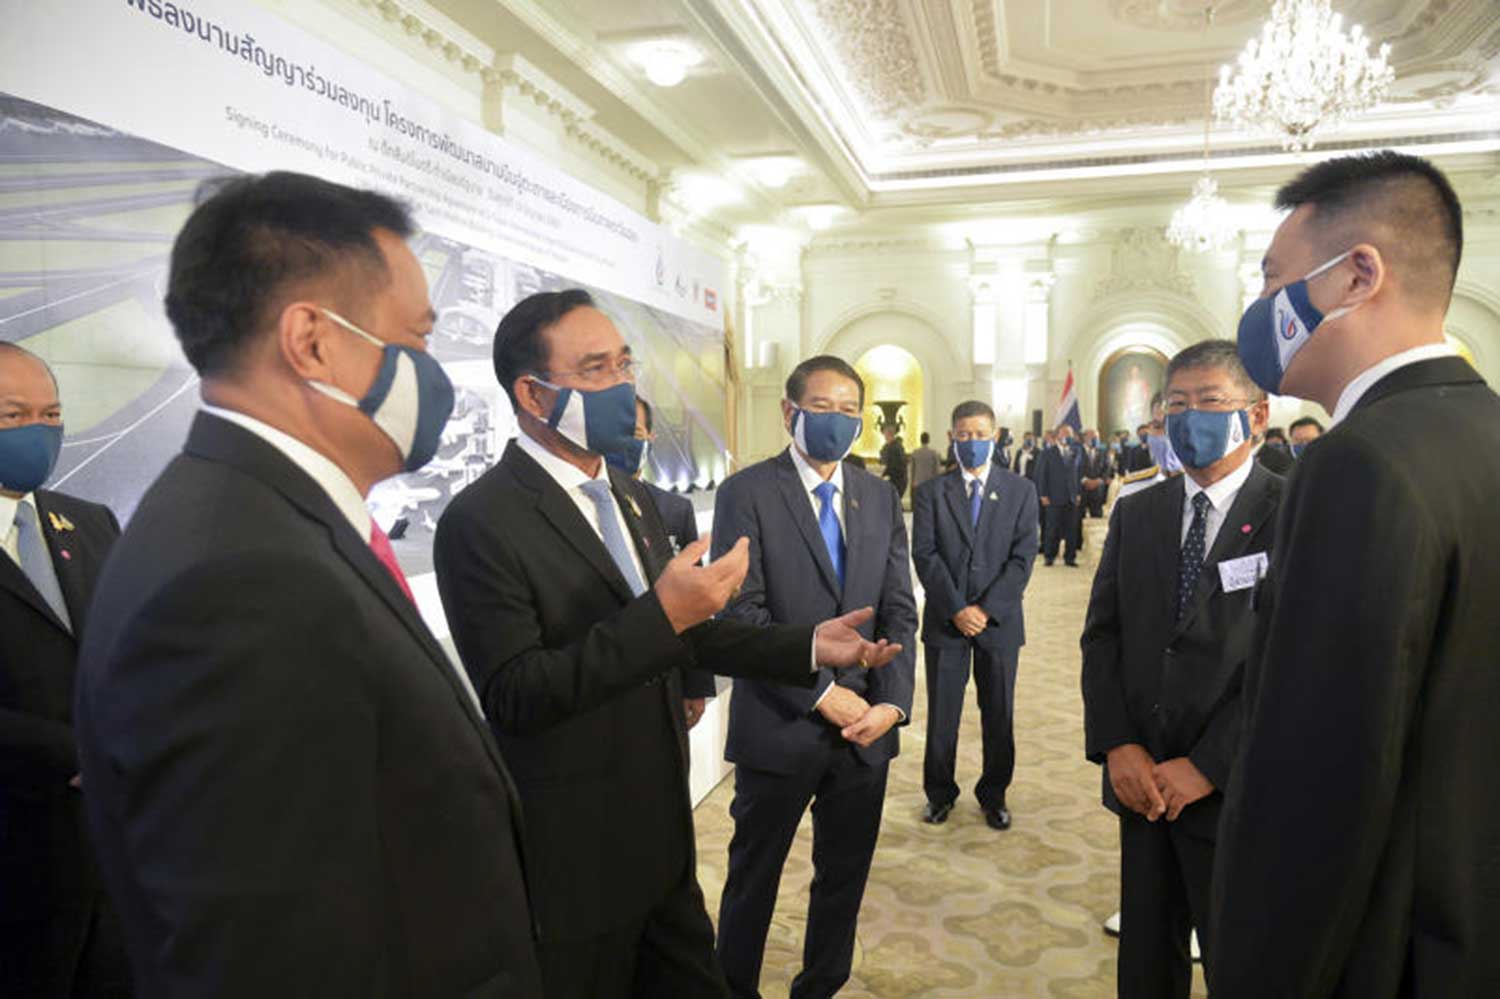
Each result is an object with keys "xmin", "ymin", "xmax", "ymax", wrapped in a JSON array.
[
  {"xmin": 534, "ymin": 378, "xmax": 638, "ymax": 461},
  {"xmin": 0, "ymin": 423, "xmax": 64, "ymax": 493},
  {"xmin": 1237, "ymin": 249, "xmax": 1357, "ymax": 394},
  {"xmin": 954, "ymin": 438, "xmax": 993, "ymax": 469},
  {"xmin": 1165, "ymin": 408, "xmax": 1251, "ymax": 469},
  {"xmin": 792, "ymin": 408, "xmax": 861, "ymax": 462},
  {"xmin": 606, "ymin": 437, "xmax": 648, "ymax": 475}
]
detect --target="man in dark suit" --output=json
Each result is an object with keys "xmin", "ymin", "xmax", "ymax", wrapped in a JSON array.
[
  {"xmin": 879, "ymin": 424, "xmax": 908, "ymax": 500},
  {"xmin": 912, "ymin": 399, "xmax": 1038, "ymax": 831},
  {"xmin": 1123, "ymin": 425, "xmax": 1154, "ymax": 473},
  {"xmin": 1255, "ymin": 427, "xmax": 1295, "ymax": 475},
  {"xmin": 1012, "ymin": 431, "xmax": 1039, "ymax": 480},
  {"xmin": 633, "ymin": 394, "xmax": 716, "ymax": 731},
  {"xmin": 712, "ymin": 355, "xmax": 918, "ymax": 999},
  {"xmin": 1036, "ymin": 424, "xmax": 1084, "ymax": 566},
  {"xmin": 0, "ymin": 343, "xmax": 130, "ymax": 998},
  {"xmin": 1286, "ymin": 414, "xmax": 1323, "ymax": 458},
  {"xmin": 434, "ymin": 296, "xmax": 901, "ymax": 999},
  {"xmin": 74, "ymin": 172, "xmax": 543, "ymax": 996},
  {"xmin": 1082, "ymin": 340, "xmax": 1281, "ymax": 998},
  {"xmin": 1080, "ymin": 427, "xmax": 1113, "ymax": 518},
  {"xmin": 1213, "ymin": 152, "xmax": 1500, "ymax": 996}
]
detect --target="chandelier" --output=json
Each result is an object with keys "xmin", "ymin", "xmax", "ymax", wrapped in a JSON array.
[
  {"xmin": 1213, "ymin": 0, "xmax": 1394, "ymax": 151},
  {"xmin": 1168, "ymin": 5, "xmax": 1238, "ymax": 254}
]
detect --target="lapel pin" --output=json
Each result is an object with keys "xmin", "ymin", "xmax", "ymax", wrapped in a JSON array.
[
  {"xmin": 850, "ymin": 498, "xmax": 860, "ymax": 510},
  {"xmin": 48, "ymin": 512, "xmax": 75, "ymax": 532},
  {"xmin": 1241, "ymin": 523, "xmax": 1252, "ymax": 534},
  {"xmin": 988, "ymin": 491, "xmax": 998, "ymax": 501},
  {"xmin": 60, "ymin": 549, "xmax": 72, "ymax": 561},
  {"xmin": 626, "ymin": 495, "xmax": 642, "ymax": 519}
]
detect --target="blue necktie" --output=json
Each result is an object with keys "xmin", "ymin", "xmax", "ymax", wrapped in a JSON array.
[
  {"xmin": 578, "ymin": 480, "xmax": 648, "ymax": 596},
  {"xmin": 15, "ymin": 501, "xmax": 71, "ymax": 631},
  {"xmin": 969, "ymin": 478, "xmax": 983, "ymax": 528},
  {"xmin": 813, "ymin": 480, "xmax": 845, "ymax": 588},
  {"xmin": 1177, "ymin": 491, "xmax": 1211, "ymax": 620}
]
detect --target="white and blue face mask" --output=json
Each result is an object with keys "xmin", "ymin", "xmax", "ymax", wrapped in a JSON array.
[
  {"xmin": 1165, "ymin": 408, "xmax": 1251, "ymax": 470},
  {"xmin": 310, "ymin": 309, "xmax": 455, "ymax": 473},
  {"xmin": 1237, "ymin": 250, "xmax": 1356, "ymax": 395},
  {"xmin": 791, "ymin": 407, "xmax": 862, "ymax": 463},
  {"xmin": 532, "ymin": 377, "xmax": 639, "ymax": 461}
]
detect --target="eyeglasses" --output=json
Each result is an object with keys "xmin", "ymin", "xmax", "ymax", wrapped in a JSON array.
[
  {"xmin": 1163, "ymin": 395, "xmax": 1252, "ymax": 414},
  {"xmin": 538, "ymin": 355, "xmax": 643, "ymax": 387}
]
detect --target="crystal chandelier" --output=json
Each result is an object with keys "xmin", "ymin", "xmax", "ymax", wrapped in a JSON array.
[
  {"xmin": 1214, "ymin": 0, "xmax": 1394, "ymax": 151},
  {"xmin": 1168, "ymin": 6, "xmax": 1238, "ymax": 254}
]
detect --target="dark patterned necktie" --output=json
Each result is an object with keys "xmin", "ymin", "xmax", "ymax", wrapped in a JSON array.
[{"xmin": 1177, "ymin": 491, "xmax": 1211, "ymax": 620}]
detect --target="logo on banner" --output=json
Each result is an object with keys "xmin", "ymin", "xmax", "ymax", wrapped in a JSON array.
[
  {"xmin": 655, "ymin": 251, "xmax": 666, "ymax": 287},
  {"xmin": 705, "ymin": 289, "xmax": 718, "ymax": 311}
]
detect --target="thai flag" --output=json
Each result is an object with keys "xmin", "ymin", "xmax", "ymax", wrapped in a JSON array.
[{"xmin": 1054, "ymin": 365, "xmax": 1082, "ymax": 433}]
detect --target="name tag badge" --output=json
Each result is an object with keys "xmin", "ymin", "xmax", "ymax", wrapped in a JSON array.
[{"xmin": 1218, "ymin": 552, "xmax": 1269, "ymax": 593}]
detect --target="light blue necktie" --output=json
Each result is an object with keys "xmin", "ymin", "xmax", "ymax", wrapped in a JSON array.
[
  {"xmin": 969, "ymin": 478, "xmax": 984, "ymax": 528},
  {"xmin": 578, "ymin": 480, "xmax": 648, "ymax": 596},
  {"xmin": 813, "ymin": 480, "xmax": 845, "ymax": 588},
  {"xmin": 15, "ymin": 501, "xmax": 71, "ymax": 631}
]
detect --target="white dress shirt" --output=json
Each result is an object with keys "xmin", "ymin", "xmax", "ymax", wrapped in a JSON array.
[
  {"xmin": 1331, "ymin": 342, "xmax": 1457, "ymax": 426},
  {"xmin": 0, "ymin": 491, "xmax": 43, "ymax": 569},
  {"xmin": 516, "ymin": 431, "xmax": 649, "ymax": 587},
  {"xmin": 960, "ymin": 462, "xmax": 990, "ymax": 496},
  {"xmin": 1181, "ymin": 453, "xmax": 1255, "ymax": 553}
]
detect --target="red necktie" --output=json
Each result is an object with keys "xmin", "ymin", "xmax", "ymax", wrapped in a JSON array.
[{"xmin": 369, "ymin": 523, "xmax": 415, "ymax": 604}]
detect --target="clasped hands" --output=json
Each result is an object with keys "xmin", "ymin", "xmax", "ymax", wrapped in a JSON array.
[
  {"xmin": 1106, "ymin": 743, "xmax": 1213, "ymax": 822},
  {"xmin": 816, "ymin": 686, "xmax": 901, "ymax": 748},
  {"xmin": 951, "ymin": 604, "xmax": 988, "ymax": 638}
]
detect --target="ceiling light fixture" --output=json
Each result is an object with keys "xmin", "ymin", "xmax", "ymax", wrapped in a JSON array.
[
  {"xmin": 744, "ymin": 156, "xmax": 801, "ymax": 189},
  {"xmin": 1213, "ymin": 0, "xmax": 1394, "ymax": 151},
  {"xmin": 629, "ymin": 40, "xmax": 702, "ymax": 88},
  {"xmin": 1168, "ymin": 5, "xmax": 1238, "ymax": 254}
]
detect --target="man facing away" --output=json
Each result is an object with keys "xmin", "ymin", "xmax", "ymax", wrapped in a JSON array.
[
  {"xmin": 1213, "ymin": 150, "xmax": 1500, "ymax": 997},
  {"xmin": 879, "ymin": 423, "xmax": 908, "ymax": 500},
  {"xmin": 0, "ymin": 343, "xmax": 131, "ymax": 998},
  {"xmin": 911, "ymin": 399, "xmax": 1039, "ymax": 831},
  {"xmin": 712, "ymin": 354, "xmax": 918, "ymax": 999},
  {"xmin": 74, "ymin": 172, "xmax": 543, "ymax": 995},
  {"xmin": 1082, "ymin": 339, "xmax": 1282, "ymax": 998},
  {"xmin": 433, "ymin": 298, "xmax": 901, "ymax": 999},
  {"xmin": 909, "ymin": 430, "xmax": 942, "ymax": 494}
]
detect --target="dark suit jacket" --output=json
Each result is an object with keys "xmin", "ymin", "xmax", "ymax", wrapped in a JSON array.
[
  {"xmin": 1035, "ymin": 445, "xmax": 1083, "ymax": 506},
  {"xmin": 1123, "ymin": 443, "xmax": 1154, "ymax": 473},
  {"xmin": 433, "ymin": 440, "xmax": 814, "ymax": 942},
  {"xmin": 1081, "ymin": 460, "xmax": 1281, "ymax": 840},
  {"xmin": 1212, "ymin": 357, "xmax": 1500, "ymax": 998},
  {"xmin": 880, "ymin": 438, "xmax": 908, "ymax": 496},
  {"xmin": 911, "ymin": 466, "xmax": 1039, "ymax": 652},
  {"xmin": 75, "ymin": 414, "xmax": 541, "ymax": 997},
  {"xmin": 640, "ymin": 480, "xmax": 715, "ymax": 700},
  {"xmin": 0, "ymin": 490, "xmax": 118, "ymax": 933},
  {"xmin": 1255, "ymin": 441, "xmax": 1295, "ymax": 476},
  {"xmin": 1080, "ymin": 445, "xmax": 1113, "ymax": 484},
  {"xmin": 711, "ymin": 450, "xmax": 917, "ymax": 775},
  {"xmin": 1011, "ymin": 447, "xmax": 1039, "ymax": 481}
]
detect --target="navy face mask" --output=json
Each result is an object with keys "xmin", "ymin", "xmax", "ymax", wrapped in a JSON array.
[
  {"xmin": 792, "ymin": 407, "xmax": 861, "ymax": 462},
  {"xmin": 954, "ymin": 438, "xmax": 993, "ymax": 469},
  {"xmin": 1237, "ymin": 249, "xmax": 1357, "ymax": 395},
  {"xmin": 1165, "ymin": 408, "xmax": 1251, "ymax": 469},
  {"xmin": 533, "ymin": 378, "xmax": 639, "ymax": 461},
  {"xmin": 0, "ymin": 422, "xmax": 64, "ymax": 493},
  {"xmin": 606, "ymin": 437, "xmax": 648, "ymax": 475}
]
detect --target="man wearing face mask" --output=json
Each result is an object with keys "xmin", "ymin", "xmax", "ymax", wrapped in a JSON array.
[
  {"xmin": 711, "ymin": 355, "xmax": 918, "ymax": 999},
  {"xmin": 1080, "ymin": 428, "xmax": 1113, "ymax": 519},
  {"xmin": 73, "ymin": 172, "xmax": 543, "ymax": 996},
  {"xmin": 434, "ymin": 300, "xmax": 901, "ymax": 999},
  {"xmin": 0, "ymin": 343, "xmax": 131, "ymax": 998},
  {"xmin": 912, "ymin": 400, "xmax": 1038, "ymax": 831},
  {"xmin": 1036, "ymin": 424, "xmax": 1084, "ymax": 566},
  {"xmin": 1286, "ymin": 415, "xmax": 1323, "ymax": 458},
  {"xmin": 1082, "ymin": 340, "xmax": 1281, "ymax": 998},
  {"xmin": 1012, "ymin": 431, "xmax": 1039, "ymax": 481},
  {"xmin": 1212, "ymin": 152, "xmax": 1500, "ymax": 997}
]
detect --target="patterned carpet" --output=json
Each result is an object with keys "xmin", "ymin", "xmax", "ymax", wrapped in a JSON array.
[{"xmin": 693, "ymin": 514, "xmax": 1210, "ymax": 998}]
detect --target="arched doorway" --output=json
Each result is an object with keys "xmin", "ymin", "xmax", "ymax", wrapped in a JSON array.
[{"xmin": 851, "ymin": 344, "xmax": 923, "ymax": 460}]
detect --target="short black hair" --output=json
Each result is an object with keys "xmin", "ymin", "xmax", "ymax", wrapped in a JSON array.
[
  {"xmin": 1265, "ymin": 427, "xmax": 1287, "ymax": 443},
  {"xmin": 951, "ymin": 399, "xmax": 996, "ymax": 426},
  {"xmin": 1289, "ymin": 416, "xmax": 1324, "ymax": 434},
  {"xmin": 1275, "ymin": 151, "xmax": 1463, "ymax": 309},
  {"xmin": 636, "ymin": 395, "xmax": 653, "ymax": 432},
  {"xmin": 919, "ymin": 431, "xmax": 930, "ymax": 444},
  {"xmin": 165, "ymin": 171, "xmax": 412, "ymax": 376},
  {"xmin": 1165, "ymin": 339, "xmax": 1264, "ymax": 401},
  {"xmin": 492, "ymin": 289, "xmax": 595, "ymax": 408},
  {"xmin": 785, "ymin": 355, "xmax": 864, "ymax": 407}
]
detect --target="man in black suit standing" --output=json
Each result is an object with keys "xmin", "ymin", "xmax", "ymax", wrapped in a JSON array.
[
  {"xmin": 1082, "ymin": 340, "xmax": 1281, "ymax": 998},
  {"xmin": 879, "ymin": 423, "xmax": 908, "ymax": 501},
  {"xmin": 1036, "ymin": 424, "xmax": 1084, "ymax": 566},
  {"xmin": 75, "ymin": 172, "xmax": 543, "ymax": 996},
  {"xmin": 1080, "ymin": 427, "xmax": 1113, "ymax": 518},
  {"xmin": 0, "ymin": 344, "xmax": 130, "ymax": 998},
  {"xmin": 912, "ymin": 400, "xmax": 1038, "ymax": 831},
  {"xmin": 433, "ymin": 296, "xmax": 901, "ymax": 999},
  {"xmin": 712, "ymin": 355, "xmax": 918, "ymax": 999},
  {"xmin": 1012, "ymin": 431, "xmax": 1039, "ymax": 480},
  {"xmin": 1213, "ymin": 152, "xmax": 1500, "ymax": 996}
]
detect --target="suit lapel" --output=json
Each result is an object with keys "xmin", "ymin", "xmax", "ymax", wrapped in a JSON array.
[
  {"xmin": 610, "ymin": 469, "xmax": 669, "ymax": 584},
  {"xmin": 1151, "ymin": 476, "xmax": 1187, "ymax": 607},
  {"xmin": 774, "ymin": 451, "xmax": 841, "ymax": 598},
  {"xmin": 840, "ymin": 471, "xmax": 868, "ymax": 611},
  {"xmin": 0, "ymin": 541, "xmax": 67, "ymax": 633},
  {"xmin": 943, "ymin": 471, "xmax": 974, "ymax": 543},
  {"xmin": 505, "ymin": 444, "xmax": 635, "ymax": 603},
  {"xmin": 1174, "ymin": 464, "xmax": 1278, "ymax": 634},
  {"xmin": 35, "ymin": 492, "xmax": 99, "ymax": 632}
]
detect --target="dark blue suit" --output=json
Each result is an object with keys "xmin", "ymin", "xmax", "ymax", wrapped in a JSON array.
[
  {"xmin": 641, "ymin": 481, "xmax": 716, "ymax": 701},
  {"xmin": 1035, "ymin": 443, "xmax": 1084, "ymax": 564},
  {"xmin": 911, "ymin": 464, "xmax": 1038, "ymax": 811},
  {"xmin": 710, "ymin": 449, "xmax": 917, "ymax": 999}
]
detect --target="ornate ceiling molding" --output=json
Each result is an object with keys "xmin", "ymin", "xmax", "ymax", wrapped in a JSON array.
[
  {"xmin": 1092, "ymin": 227, "xmax": 1195, "ymax": 302},
  {"xmin": 805, "ymin": 0, "xmax": 927, "ymax": 118}
]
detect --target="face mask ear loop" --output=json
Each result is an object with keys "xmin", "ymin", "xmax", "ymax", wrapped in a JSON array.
[{"xmin": 1306, "ymin": 249, "xmax": 1359, "ymax": 325}]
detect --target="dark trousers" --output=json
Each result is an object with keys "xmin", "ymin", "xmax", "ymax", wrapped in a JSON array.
[
  {"xmin": 922, "ymin": 642, "xmax": 1019, "ymax": 811},
  {"xmin": 1082, "ymin": 485, "xmax": 1107, "ymax": 518},
  {"xmin": 716, "ymin": 748, "xmax": 889, "ymax": 999},
  {"xmin": 1042, "ymin": 503, "xmax": 1080, "ymax": 563},
  {"xmin": 1, "ymin": 899, "xmax": 133, "ymax": 998},
  {"xmin": 538, "ymin": 868, "xmax": 726, "ymax": 999},
  {"xmin": 1117, "ymin": 812, "xmax": 1216, "ymax": 999}
]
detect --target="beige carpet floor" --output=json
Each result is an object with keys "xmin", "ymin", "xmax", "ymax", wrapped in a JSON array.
[{"xmin": 693, "ymin": 515, "xmax": 1209, "ymax": 998}]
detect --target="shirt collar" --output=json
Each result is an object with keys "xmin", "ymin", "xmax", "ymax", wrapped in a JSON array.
[
  {"xmin": 1183, "ymin": 452, "xmax": 1255, "ymax": 513},
  {"xmin": 788, "ymin": 442, "xmax": 844, "ymax": 497},
  {"xmin": 0, "ymin": 491, "xmax": 34, "ymax": 533},
  {"xmin": 961, "ymin": 464, "xmax": 990, "ymax": 489},
  {"xmin": 201, "ymin": 405, "xmax": 371, "ymax": 539},
  {"xmin": 1331, "ymin": 343, "xmax": 1457, "ymax": 426},
  {"xmin": 517, "ymin": 427, "xmax": 609, "ymax": 493}
]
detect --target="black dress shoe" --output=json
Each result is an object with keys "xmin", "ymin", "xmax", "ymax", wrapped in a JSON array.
[
  {"xmin": 1065, "ymin": 560, "xmax": 1079, "ymax": 567},
  {"xmin": 922, "ymin": 801, "xmax": 953, "ymax": 824},
  {"xmin": 1044, "ymin": 559, "xmax": 1055, "ymax": 567},
  {"xmin": 984, "ymin": 805, "xmax": 1012, "ymax": 830}
]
